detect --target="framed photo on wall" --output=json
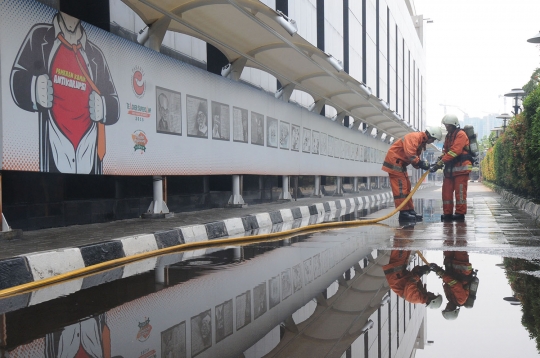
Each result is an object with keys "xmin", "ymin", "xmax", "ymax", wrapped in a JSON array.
[
  {"xmin": 279, "ymin": 121, "xmax": 290, "ymax": 150},
  {"xmin": 156, "ymin": 86, "xmax": 182, "ymax": 135},
  {"xmin": 291, "ymin": 124, "xmax": 300, "ymax": 151},
  {"xmin": 302, "ymin": 128, "xmax": 311, "ymax": 153},
  {"xmin": 211, "ymin": 101, "xmax": 230, "ymax": 141},
  {"xmin": 267, "ymin": 117, "xmax": 278, "ymax": 148},
  {"xmin": 187, "ymin": 95, "xmax": 208, "ymax": 138},
  {"xmin": 312, "ymin": 131, "xmax": 320, "ymax": 154},
  {"xmin": 320, "ymin": 133, "xmax": 327, "ymax": 156},
  {"xmin": 233, "ymin": 106, "xmax": 248, "ymax": 143},
  {"xmin": 251, "ymin": 112, "xmax": 264, "ymax": 146}
]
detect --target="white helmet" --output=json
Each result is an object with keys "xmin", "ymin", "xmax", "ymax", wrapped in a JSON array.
[
  {"xmin": 441, "ymin": 114, "xmax": 460, "ymax": 128},
  {"xmin": 427, "ymin": 294, "xmax": 443, "ymax": 309},
  {"xmin": 442, "ymin": 307, "xmax": 460, "ymax": 320},
  {"xmin": 425, "ymin": 126, "xmax": 443, "ymax": 141}
]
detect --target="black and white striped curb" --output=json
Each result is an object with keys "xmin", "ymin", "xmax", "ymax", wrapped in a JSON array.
[
  {"xmin": 487, "ymin": 183, "xmax": 540, "ymax": 222},
  {"xmin": 0, "ymin": 186, "xmax": 431, "ymax": 292}
]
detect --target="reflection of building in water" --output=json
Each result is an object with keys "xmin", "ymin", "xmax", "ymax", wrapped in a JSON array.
[
  {"xmin": 246, "ymin": 251, "xmax": 429, "ymax": 358},
  {"xmin": 5, "ymin": 230, "xmax": 429, "ymax": 358}
]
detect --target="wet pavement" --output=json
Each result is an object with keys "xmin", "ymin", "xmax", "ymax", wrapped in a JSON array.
[{"xmin": 2, "ymin": 182, "xmax": 540, "ymax": 357}]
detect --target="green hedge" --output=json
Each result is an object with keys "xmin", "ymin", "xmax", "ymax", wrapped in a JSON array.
[{"xmin": 481, "ymin": 80, "xmax": 540, "ymax": 199}]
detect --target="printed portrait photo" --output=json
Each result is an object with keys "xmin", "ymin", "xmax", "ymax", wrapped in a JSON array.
[
  {"xmin": 313, "ymin": 253, "xmax": 321, "ymax": 279},
  {"xmin": 191, "ymin": 309, "xmax": 212, "ymax": 357},
  {"xmin": 279, "ymin": 121, "xmax": 290, "ymax": 150},
  {"xmin": 161, "ymin": 322, "xmax": 186, "ymax": 358},
  {"xmin": 253, "ymin": 282, "xmax": 267, "ymax": 319},
  {"xmin": 251, "ymin": 112, "xmax": 264, "ymax": 146},
  {"xmin": 187, "ymin": 95, "xmax": 208, "ymax": 138},
  {"xmin": 267, "ymin": 117, "xmax": 278, "ymax": 148},
  {"xmin": 215, "ymin": 299, "xmax": 233, "ymax": 343},
  {"xmin": 292, "ymin": 263, "xmax": 302, "ymax": 292},
  {"xmin": 156, "ymin": 87, "xmax": 182, "ymax": 136},
  {"xmin": 328, "ymin": 135, "xmax": 334, "ymax": 157},
  {"xmin": 211, "ymin": 101, "xmax": 230, "ymax": 141},
  {"xmin": 291, "ymin": 124, "xmax": 300, "ymax": 151},
  {"xmin": 303, "ymin": 258, "xmax": 313, "ymax": 285},
  {"xmin": 233, "ymin": 106, "xmax": 248, "ymax": 143},
  {"xmin": 236, "ymin": 290, "xmax": 251, "ymax": 330},
  {"xmin": 312, "ymin": 131, "xmax": 320, "ymax": 154},
  {"xmin": 320, "ymin": 133, "xmax": 327, "ymax": 156},
  {"xmin": 302, "ymin": 128, "xmax": 311, "ymax": 153},
  {"xmin": 281, "ymin": 268, "xmax": 292, "ymax": 300},
  {"xmin": 269, "ymin": 275, "xmax": 281, "ymax": 309}
]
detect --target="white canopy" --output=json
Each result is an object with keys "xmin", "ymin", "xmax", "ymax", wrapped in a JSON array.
[{"xmin": 122, "ymin": 0, "xmax": 415, "ymax": 139}]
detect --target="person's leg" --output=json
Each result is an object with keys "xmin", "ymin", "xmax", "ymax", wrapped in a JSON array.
[
  {"xmin": 454, "ymin": 174, "xmax": 469, "ymax": 214},
  {"xmin": 390, "ymin": 172, "xmax": 410, "ymax": 209},
  {"xmin": 442, "ymin": 176, "xmax": 455, "ymax": 215}
]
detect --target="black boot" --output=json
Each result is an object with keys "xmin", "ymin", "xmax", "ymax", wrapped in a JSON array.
[
  {"xmin": 441, "ymin": 214, "xmax": 453, "ymax": 221},
  {"xmin": 409, "ymin": 210, "xmax": 423, "ymax": 220},
  {"xmin": 399, "ymin": 211, "xmax": 416, "ymax": 221},
  {"xmin": 452, "ymin": 213, "xmax": 465, "ymax": 221}
]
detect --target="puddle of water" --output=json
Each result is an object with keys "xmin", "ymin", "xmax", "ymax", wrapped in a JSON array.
[{"xmin": 2, "ymin": 198, "xmax": 540, "ymax": 357}]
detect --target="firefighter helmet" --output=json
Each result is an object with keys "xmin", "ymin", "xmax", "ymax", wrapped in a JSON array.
[
  {"xmin": 427, "ymin": 294, "xmax": 443, "ymax": 309},
  {"xmin": 425, "ymin": 126, "xmax": 443, "ymax": 141},
  {"xmin": 442, "ymin": 307, "xmax": 460, "ymax": 320},
  {"xmin": 441, "ymin": 114, "xmax": 460, "ymax": 128}
]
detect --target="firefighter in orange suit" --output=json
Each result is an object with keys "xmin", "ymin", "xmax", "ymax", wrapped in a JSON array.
[
  {"xmin": 383, "ymin": 249, "xmax": 442, "ymax": 308},
  {"xmin": 430, "ymin": 251, "xmax": 473, "ymax": 320},
  {"xmin": 431, "ymin": 114, "xmax": 473, "ymax": 221},
  {"xmin": 382, "ymin": 127, "xmax": 442, "ymax": 221}
]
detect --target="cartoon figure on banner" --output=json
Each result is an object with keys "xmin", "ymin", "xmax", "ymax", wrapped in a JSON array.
[
  {"xmin": 45, "ymin": 313, "xmax": 114, "ymax": 357},
  {"xmin": 10, "ymin": 12, "xmax": 120, "ymax": 174}
]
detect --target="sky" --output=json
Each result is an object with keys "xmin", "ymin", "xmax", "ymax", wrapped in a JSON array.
[{"xmin": 411, "ymin": 0, "xmax": 540, "ymax": 126}]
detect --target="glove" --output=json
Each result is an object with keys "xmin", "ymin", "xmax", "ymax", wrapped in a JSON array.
[
  {"xmin": 418, "ymin": 160, "xmax": 430, "ymax": 170},
  {"xmin": 413, "ymin": 265, "xmax": 430, "ymax": 276},
  {"xmin": 89, "ymin": 91, "xmax": 104, "ymax": 122},
  {"xmin": 429, "ymin": 160, "xmax": 444, "ymax": 173},
  {"xmin": 429, "ymin": 263, "xmax": 442, "ymax": 272},
  {"xmin": 35, "ymin": 74, "xmax": 53, "ymax": 109}
]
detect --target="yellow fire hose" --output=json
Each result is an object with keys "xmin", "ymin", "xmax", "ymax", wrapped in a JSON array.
[
  {"xmin": 416, "ymin": 250, "xmax": 430, "ymax": 265},
  {"xmin": 0, "ymin": 171, "xmax": 430, "ymax": 298}
]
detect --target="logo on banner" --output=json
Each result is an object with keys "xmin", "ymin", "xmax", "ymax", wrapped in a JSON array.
[
  {"xmin": 139, "ymin": 348, "xmax": 157, "ymax": 358},
  {"xmin": 127, "ymin": 102, "xmax": 151, "ymax": 121},
  {"xmin": 136, "ymin": 317, "xmax": 152, "ymax": 342},
  {"xmin": 132, "ymin": 130, "xmax": 148, "ymax": 153},
  {"xmin": 132, "ymin": 66, "xmax": 146, "ymax": 98}
]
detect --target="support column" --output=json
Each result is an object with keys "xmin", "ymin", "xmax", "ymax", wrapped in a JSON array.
[
  {"xmin": 259, "ymin": 176, "xmax": 264, "ymax": 201},
  {"xmin": 367, "ymin": 177, "xmax": 372, "ymax": 191},
  {"xmin": 203, "ymin": 176, "xmax": 210, "ymax": 194},
  {"xmin": 227, "ymin": 175, "xmax": 247, "ymax": 207},
  {"xmin": 376, "ymin": 176, "xmax": 381, "ymax": 189},
  {"xmin": 144, "ymin": 176, "xmax": 170, "ymax": 218},
  {"xmin": 353, "ymin": 177, "xmax": 359, "ymax": 193},
  {"xmin": 334, "ymin": 176, "xmax": 344, "ymax": 196},
  {"xmin": 137, "ymin": 17, "xmax": 171, "ymax": 52},
  {"xmin": 279, "ymin": 175, "xmax": 292, "ymax": 200},
  {"xmin": 313, "ymin": 175, "xmax": 323, "ymax": 197}
]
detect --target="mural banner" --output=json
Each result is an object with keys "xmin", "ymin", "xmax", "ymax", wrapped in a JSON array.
[{"xmin": 0, "ymin": 0, "xmax": 388, "ymax": 177}]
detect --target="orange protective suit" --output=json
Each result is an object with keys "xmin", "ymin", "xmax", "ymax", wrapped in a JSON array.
[
  {"xmin": 382, "ymin": 132, "xmax": 429, "ymax": 210},
  {"xmin": 383, "ymin": 250, "xmax": 430, "ymax": 304},
  {"xmin": 441, "ymin": 129, "xmax": 472, "ymax": 215},
  {"xmin": 441, "ymin": 251, "xmax": 472, "ymax": 306}
]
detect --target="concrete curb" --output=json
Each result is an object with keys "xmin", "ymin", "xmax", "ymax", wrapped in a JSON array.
[
  {"xmin": 0, "ymin": 185, "xmax": 433, "ymax": 292},
  {"xmin": 485, "ymin": 183, "xmax": 540, "ymax": 220}
]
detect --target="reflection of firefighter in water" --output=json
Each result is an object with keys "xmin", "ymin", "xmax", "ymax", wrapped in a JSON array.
[
  {"xmin": 383, "ymin": 227, "xmax": 442, "ymax": 308},
  {"xmin": 430, "ymin": 223, "xmax": 479, "ymax": 320},
  {"xmin": 10, "ymin": 12, "xmax": 119, "ymax": 174}
]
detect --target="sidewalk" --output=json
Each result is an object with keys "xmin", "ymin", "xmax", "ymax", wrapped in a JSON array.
[{"xmin": 0, "ymin": 184, "xmax": 438, "ymax": 290}]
